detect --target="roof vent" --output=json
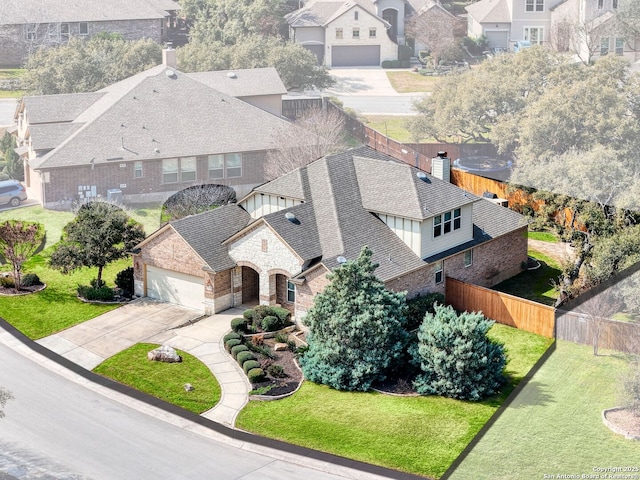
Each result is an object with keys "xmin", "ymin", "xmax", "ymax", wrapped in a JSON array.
[
  {"xmin": 337, "ymin": 256, "xmax": 347, "ymax": 265},
  {"xmin": 165, "ymin": 69, "xmax": 177, "ymax": 79},
  {"xmin": 416, "ymin": 171, "xmax": 430, "ymax": 183},
  {"xmin": 227, "ymin": 72, "xmax": 237, "ymax": 79},
  {"xmin": 285, "ymin": 212, "xmax": 300, "ymax": 224}
]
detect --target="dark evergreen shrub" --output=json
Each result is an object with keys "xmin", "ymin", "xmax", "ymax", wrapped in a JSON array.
[
  {"xmin": 243, "ymin": 309, "xmax": 254, "ymax": 320},
  {"xmin": 243, "ymin": 360, "xmax": 260, "ymax": 374},
  {"xmin": 223, "ymin": 332, "xmax": 241, "ymax": 343},
  {"xmin": 271, "ymin": 306, "xmax": 291, "ymax": 323},
  {"xmin": 225, "ymin": 338, "xmax": 241, "ymax": 352},
  {"xmin": 247, "ymin": 368, "xmax": 266, "ymax": 383},
  {"xmin": 267, "ymin": 364, "xmax": 285, "ymax": 378},
  {"xmin": 21, "ymin": 273, "xmax": 42, "ymax": 286},
  {"xmin": 115, "ymin": 266, "xmax": 134, "ymax": 296},
  {"xmin": 77, "ymin": 284, "xmax": 114, "ymax": 301},
  {"xmin": 406, "ymin": 293, "xmax": 445, "ymax": 330},
  {"xmin": 231, "ymin": 317, "xmax": 248, "ymax": 333},
  {"xmin": 381, "ymin": 60, "xmax": 393, "ymax": 68},
  {"xmin": 231, "ymin": 344, "xmax": 249, "ymax": 359},
  {"xmin": 0, "ymin": 275, "xmax": 15, "ymax": 288},
  {"xmin": 261, "ymin": 315, "xmax": 282, "ymax": 332},
  {"xmin": 237, "ymin": 351, "xmax": 255, "ymax": 365}
]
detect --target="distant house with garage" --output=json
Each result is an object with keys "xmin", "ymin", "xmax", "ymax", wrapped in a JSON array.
[
  {"xmin": 132, "ymin": 146, "xmax": 528, "ymax": 316},
  {"xmin": 11, "ymin": 56, "xmax": 299, "ymax": 209},
  {"xmin": 0, "ymin": 0, "xmax": 180, "ymax": 67}
]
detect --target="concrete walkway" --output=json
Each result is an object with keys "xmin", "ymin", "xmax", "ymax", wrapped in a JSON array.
[{"xmin": 37, "ymin": 299, "xmax": 251, "ymax": 427}]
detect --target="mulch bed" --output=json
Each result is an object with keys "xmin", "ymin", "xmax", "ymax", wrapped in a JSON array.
[
  {"xmin": 250, "ymin": 338, "xmax": 304, "ymax": 397},
  {"xmin": 605, "ymin": 408, "xmax": 640, "ymax": 438},
  {"xmin": 0, "ymin": 284, "xmax": 45, "ymax": 296}
]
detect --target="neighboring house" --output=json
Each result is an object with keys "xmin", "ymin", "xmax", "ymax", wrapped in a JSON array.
[
  {"xmin": 133, "ymin": 146, "xmax": 528, "ymax": 317},
  {"xmin": 0, "ymin": 0, "xmax": 180, "ymax": 67},
  {"xmin": 12, "ymin": 58, "xmax": 303, "ymax": 208},
  {"xmin": 466, "ymin": 0, "xmax": 639, "ymax": 60}
]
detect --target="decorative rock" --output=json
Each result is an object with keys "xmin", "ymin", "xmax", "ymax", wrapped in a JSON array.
[
  {"xmin": 274, "ymin": 342, "xmax": 288, "ymax": 351},
  {"xmin": 147, "ymin": 345, "xmax": 182, "ymax": 363},
  {"xmin": 184, "ymin": 383, "xmax": 194, "ymax": 392}
]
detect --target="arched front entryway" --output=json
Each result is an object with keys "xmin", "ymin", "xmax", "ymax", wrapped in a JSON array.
[
  {"xmin": 382, "ymin": 8, "xmax": 399, "ymax": 41},
  {"xmin": 241, "ymin": 266, "xmax": 259, "ymax": 304}
]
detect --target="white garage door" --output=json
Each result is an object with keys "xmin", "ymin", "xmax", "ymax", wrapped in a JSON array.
[
  {"xmin": 485, "ymin": 31, "xmax": 509, "ymax": 50},
  {"xmin": 332, "ymin": 46, "xmax": 380, "ymax": 67},
  {"xmin": 146, "ymin": 266, "xmax": 205, "ymax": 311}
]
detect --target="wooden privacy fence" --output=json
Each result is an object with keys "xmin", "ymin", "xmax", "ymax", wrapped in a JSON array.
[
  {"xmin": 446, "ymin": 277, "xmax": 555, "ymax": 338},
  {"xmin": 555, "ymin": 310, "xmax": 640, "ymax": 354}
]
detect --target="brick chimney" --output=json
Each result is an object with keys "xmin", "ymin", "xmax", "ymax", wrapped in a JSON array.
[{"xmin": 162, "ymin": 48, "xmax": 177, "ymax": 69}]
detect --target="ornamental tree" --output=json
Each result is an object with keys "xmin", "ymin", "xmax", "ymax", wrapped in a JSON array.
[
  {"xmin": 0, "ymin": 220, "xmax": 45, "ymax": 291},
  {"xmin": 413, "ymin": 304, "xmax": 506, "ymax": 401},
  {"xmin": 300, "ymin": 246, "xmax": 408, "ymax": 391},
  {"xmin": 49, "ymin": 201, "xmax": 145, "ymax": 285}
]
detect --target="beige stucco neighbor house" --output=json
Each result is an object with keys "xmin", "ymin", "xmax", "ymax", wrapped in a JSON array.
[
  {"xmin": 466, "ymin": 0, "xmax": 639, "ymax": 60},
  {"xmin": 12, "ymin": 61, "xmax": 299, "ymax": 209},
  {"xmin": 132, "ymin": 146, "xmax": 528, "ymax": 317},
  {"xmin": 0, "ymin": 0, "xmax": 180, "ymax": 67}
]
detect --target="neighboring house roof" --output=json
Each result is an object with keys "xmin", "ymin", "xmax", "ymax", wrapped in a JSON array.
[
  {"xmin": 168, "ymin": 205, "xmax": 252, "ymax": 272},
  {"xmin": 187, "ymin": 68, "xmax": 287, "ymax": 97},
  {"xmin": 28, "ymin": 124, "xmax": 84, "ymax": 151},
  {"xmin": 21, "ymin": 93, "xmax": 104, "ymax": 124},
  {"xmin": 0, "ymin": 0, "xmax": 178, "ymax": 24},
  {"xmin": 465, "ymin": 0, "xmax": 511, "ymax": 24},
  {"xmin": 286, "ymin": 0, "xmax": 388, "ymax": 28},
  {"xmin": 22, "ymin": 66, "xmax": 303, "ymax": 169}
]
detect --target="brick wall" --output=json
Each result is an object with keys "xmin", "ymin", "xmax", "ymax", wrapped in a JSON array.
[
  {"xmin": 211, "ymin": 269, "xmax": 233, "ymax": 313},
  {"xmin": 276, "ymin": 273, "xmax": 295, "ymax": 314},
  {"xmin": 295, "ymin": 265, "xmax": 331, "ymax": 318},
  {"xmin": 38, "ymin": 151, "xmax": 268, "ymax": 208},
  {"xmin": 385, "ymin": 264, "xmax": 441, "ymax": 298},
  {"xmin": 241, "ymin": 266, "xmax": 259, "ymax": 303}
]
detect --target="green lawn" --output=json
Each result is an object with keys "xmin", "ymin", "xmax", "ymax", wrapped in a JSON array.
[
  {"xmin": 0, "ymin": 91, "xmax": 24, "ymax": 99},
  {"xmin": 93, "ymin": 343, "xmax": 221, "ymax": 414},
  {"xmin": 386, "ymin": 71, "xmax": 440, "ymax": 93},
  {"xmin": 448, "ymin": 341, "xmax": 640, "ymax": 479},
  {"xmin": 363, "ymin": 115, "xmax": 416, "ymax": 142},
  {"xmin": 528, "ymin": 231, "xmax": 558, "ymax": 242},
  {"xmin": 493, "ymin": 249, "xmax": 561, "ymax": 306},
  {"xmin": 236, "ymin": 324, "xmax": 553, "ymax": 479}
]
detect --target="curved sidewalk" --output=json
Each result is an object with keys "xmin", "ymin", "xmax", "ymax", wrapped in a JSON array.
[{"xmin": 37, "ymin": 299, "xmax": 250, "ymax": 427}]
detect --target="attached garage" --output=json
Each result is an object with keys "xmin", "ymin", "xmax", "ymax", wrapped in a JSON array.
[
  {"xmin": 332, "ymin": 45, "xmax": 380, "ymax": 67},
  {"xmin": 302, "ymin": 44, "xmax": 324, "ymax": 64},
  {"xmin": 485, "ymin": 30, "xmax": 509, "ymax": 50},
  {"xmin": 146, "ymin": 266, "xmax": 205, "ymax": 311}
]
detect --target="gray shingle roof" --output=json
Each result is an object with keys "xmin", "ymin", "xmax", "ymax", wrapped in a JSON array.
[
  {"xmin": 29, "ymin": 66, "xmax": 302, "ymax": 169},
  {"xmin": 263, "ymin": 202, "xmax": 322, "ymax": 263},
  {"xmin": 187, "ymin": 68, "xmax": 286, "ymax": 98},
  {"xmin": 1, "ymin": 0, "xmax": 177, "ymax": 24},
  {"xmin": 254, "ymin": 168, "xmax": 306, "ymax": 200},
  {"xmin": 170, "ymin": 204, "xmax": 251, "ymax": 272},
  {"xmin": 22, "ymin": 93, "xmax": 104, "ymax": 124},
  {"xmin": 465, "ymin": 0, "xmax": 511, "ymax": 23},
  {"xmin": 286, "ymin": 0, "xmax": 383, "ymax": 27},
  {"xmin": 29, "ymin": 123, "xmax": 84, "ymax": 151}
]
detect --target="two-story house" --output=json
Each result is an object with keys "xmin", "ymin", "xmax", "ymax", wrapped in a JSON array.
[
  {"xmin": 466, "ymin": 0, "xmax": 639, "ymax": 60},
  {"xmin": 0, "ymin": 0, "xmax": 179, "ymax": 67},
  {"xmin": 12, "ymin": 54, "xmax": 302, "ymax": 209},
  {"xmin": 132, "ymin": 146, "xmax": 528, "ymax": 316}
]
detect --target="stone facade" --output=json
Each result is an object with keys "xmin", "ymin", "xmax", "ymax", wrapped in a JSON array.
[
  {"xmin": 26, "ymin": 151, "xmax": 266, "ymax": 209},
  {"xmin": 0, "ymin": 19, "xmax": 164, "ymax": 67}
]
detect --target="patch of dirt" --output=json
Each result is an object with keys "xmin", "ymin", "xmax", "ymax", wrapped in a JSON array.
[
  {"xmin": 249, "ymin": 338, "xmax": 303, "ymax": 397},
  {"xmin": 528, "ymin": 239, "xmax": 575, "ymax": 265},
  {"xmin": 0, "ymin": 284, "xmax": 45, "ymax": 296},
  {"xmin": 606, "ymin": 408, "xmax": 640, "ymax": 438}
]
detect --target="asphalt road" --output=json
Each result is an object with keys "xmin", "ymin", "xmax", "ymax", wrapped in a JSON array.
[
  {"xmin": 0, "ymin": 340, "xmax": 393, "ymax": 480},
  {"xmin": 0, "ymin": 99, "xmax": 18, "ymax": 127},
  {"xmin": 336, "ymin": 95, "xmax": 424, "ymax": 115}
]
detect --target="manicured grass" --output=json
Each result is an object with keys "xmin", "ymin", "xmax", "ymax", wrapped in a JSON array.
[
  {"xmin": 93, "ymin": 343, "xmax": 221, "ymax": 414},
  {"xmin": 492, "ymin": 249, "xmax": 561, "ymax": 306},
  {"xmin": 0, "ymin": 253, "xmax": 130, "ymax": 339},
  {"xmin": 0, "ymin": 69, "xmax": 25, "ymax": 79},
  {"xmin": 363, "ymin": 115, "xmax": 416, "ymax": 142},
  {"xmin": 236, "ymin": 324, "xmax": 552, "ymax": 479},
  {"xmin": 386, "ymin": 71, "xmax": 441, "ymax": 93},
  {"xmin": 0, "ymin": 90, "xmax": 24, "ymax": 99},
  {"xmin": 528, "ymin": 230, "xmax": 558, "ymax": 242},
  {"xmin": 448, "ymin": 341, "xmax": 640, "ymax": 479}
]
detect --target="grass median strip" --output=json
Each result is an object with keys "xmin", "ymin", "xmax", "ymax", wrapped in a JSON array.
[
  {"xmin": 236, "ymin": 324, "xmax": 553, "ymax": 479},
  {"xmin": 93, "ymin": 343, "xmax": 221, "ymax": 414}
]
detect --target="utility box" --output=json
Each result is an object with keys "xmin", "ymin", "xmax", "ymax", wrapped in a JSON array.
[{"xmin": 107, "ymin": 188, "xmax": 123, "ymax": 203}]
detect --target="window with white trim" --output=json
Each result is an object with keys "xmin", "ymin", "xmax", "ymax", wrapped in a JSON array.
[
  {"xmin": 598, "ymin": 0, "xmax": 604, "ymax": 8},
  {"xmin": 615, "ymin": 37, "xmax": 624, "ymax": 55},
  {"xmin": 464, "ymin": 249, "xmax": 473, "ymax": 267},
  {"xmin": 336, "ymin": 28, "xmax": 343, "ymax": 39},
  {"xmin": 180, "ymin": 156, "xmax": 197, "ymax": 182},
  {"xmin": 208, "ymin": 153, "xmax": 242, "ymax": 179},
  {"xmin": 435, "ymin": 261, "xmax": 443, "ymax": 284},
  {"xmin": 525, "ymin": 0, "xmax": 544, "ymax": 11},
  {"xmin": 24, "ymin": 24, "xmax": 37, "ymax": 41},
  {"xmin": 134, "ymin": 161, "xmax": 143, "ymax": 178},
  {"xmin": 79, "ymin": 22, "xmax": 88, "ymax": 35},
  {"xmin": 287, "ymin": 281, "xmax": 296, "ymax": 303},
  {"xmin": 524, "ymin": 27, "xmax": 544, "ymax": 45},
  {"xmin": 353, "ymin": 28, "xmax": 360, "ymax": 39},
  {"xmin": 369, "ymin": 27, "xmax": 376, "ymax": 38},
  {"xmin": 208, "ymin": 155, "xmax": 224, "ymax": 179},
  {"xmin": 433, "ymin": 208, "xmax": 461, "ymax": 238},
  {"xmin": 162, "ymin": 158, "xmax": 178, "ymax": 183},
  {"xmin": 60, "ymin": 23, "xmax": 70, "ymax": 43},
  {"xmin": 601, "ymin": 36, "xmax": 610, "ymax": 55},
  {"xmin": 226, "ymin": 153, "xmax": 242, "ymax": 178},
  {"xmin": 354, "ymin": 10, "xmax": 359, "ymax": 20}
]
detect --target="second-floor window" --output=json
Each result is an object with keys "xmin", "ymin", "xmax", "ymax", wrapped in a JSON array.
[
  {"xmin": 433, "ymin": 208, "xmax": 461, "ymax": 238},
  {"xmin": 79, "ymin": 22, "xmax": 88, "ymax": 35},
  {"xmin": 354, "ymin": 10, "xmax": 359, "ymax": 20},
  {"xmin": 369, "ymin": 28, "xmax": 376, "ymax": 38},
  {"xmin": 353, "ymin": 28, "xmax": 360, "ymax": 39},
  {"xmin": 24, "ymin": 24, "xmax": 37, "ymax": 41},
  {"xmin": 525, "ymin": 0, "xmax": 544, "ymax": 12},
  {"xmin": 598, "ymin": 0, "xmax": 604, "ymax": 8},
  {"xmin": 208, "ymin": 153, "xmax": 243, "ymax": 179},
  {"xmin": 336, "ymin": 28, "xmax": 343, "ymax": 39},
  {"xmin": 613, "ymin": 0, "xmax": 618, "ymax": 8}
]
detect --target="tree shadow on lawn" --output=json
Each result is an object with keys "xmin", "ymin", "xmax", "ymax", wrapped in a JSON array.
[{"xmin": 505, "ymin": 380, "xmax": 556, "ymax": 409}]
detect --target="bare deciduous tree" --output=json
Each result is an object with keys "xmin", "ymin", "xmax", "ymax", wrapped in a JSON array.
[
  {"xmin": 162, "ymin": 184, "xmax": 237, "ymax": 223},
  {"xmin": 265, "ymin": 106, "xmax": 348, "ymax": 180},
  {"xmin": 577, "ymin": 291, "xmax": 621, "ymax": 356},
  {"xmin": 405, "ymin": 5, "xmax": 462, "ymax": 67},
  {"xmin": 0, "ymin": 387, "xmax": 13, "ymax": 419}
]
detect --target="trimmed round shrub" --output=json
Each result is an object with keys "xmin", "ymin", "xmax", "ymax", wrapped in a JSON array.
[
  {"xmin": 231, "ymin": 317, "xmax": 248, "ymax": 333},
  {"xmin": 242, "ymin": 309, "xmax": 254, "ymax": 320},
  {"xmin": 77, "ymin": 284, "xmax": 114, "ymax": 301},
  {"xmin": 21, "ymin": 273, "xmax": 42, "ymax": 286},
  {"xmin": 267, "ymin": 364, "xmax": 285, "ymax": 378},
  {"xmin": 243, "ymin": 360, "xmax": 260, "ymax": 374},
  {"xmin": 381, "ymin": 60, "xmax": 393, "ymax": 68},
  {"xmin": 271, "ymin": 306, "xmax": 291, "ymax": 323},
  {"xmin": 236, "ymin": 350, "xmax": 255, "ymax": 365},
  {"xmin": 231, "ymin": 344, "xmax": 249, "ymax": 359},
  {"xmin": 225, "ymin": 338, "xmax": 241, "ymax": 352},
  {"xmin": 223, "ymin": 332, "xmax": 242, "ymax": 343},
  {"xmin": 261, "ymin": 315, "xmax": 283, "ymax": 332},
  {"xmin": 0, "ymin": 275, "xmax": 15, "ymax": 288},
  {"xmin": 247, "ymin": 368, "xmax": 266, "ymax": 383}
]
